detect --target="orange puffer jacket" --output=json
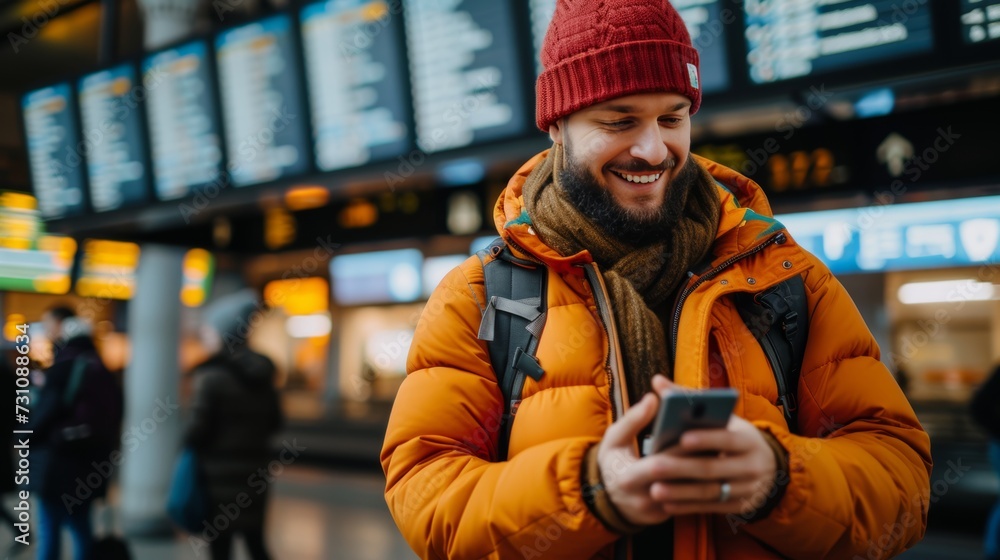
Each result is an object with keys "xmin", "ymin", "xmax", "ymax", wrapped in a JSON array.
[{"xmin": 382, "ymin": 151, "xmax": 932, "ymax": 560}]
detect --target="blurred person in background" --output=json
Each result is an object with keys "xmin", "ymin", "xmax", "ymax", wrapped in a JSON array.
[
  {"xmin": 29, "ymin": 306, "xmax": 124, "ymax": 560},
  {"xmin": 381, "ymin": 0, "xmax": 931, "ymax": 558},
  {"xmin": 184, "ymin": 290, "xmax": 284, "ymax": 560},
  {"xmin": 972, "ymin": 364, "xmax": 1000, "ymax": 560}
]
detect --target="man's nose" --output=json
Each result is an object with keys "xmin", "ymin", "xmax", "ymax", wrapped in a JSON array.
[{"xmin": 628, "ymin": 121, "xmax": 670, "ymax": 169}]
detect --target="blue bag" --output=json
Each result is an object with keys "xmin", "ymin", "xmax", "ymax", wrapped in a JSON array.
[{"xmin": 166, "ymin": 448, "xmax": 209, "ymax": 533}]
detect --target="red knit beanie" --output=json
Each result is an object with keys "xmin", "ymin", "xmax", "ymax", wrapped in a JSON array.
[{"xmin": 536, "ymin": 0, "xmax": 701, "ymax": 132}]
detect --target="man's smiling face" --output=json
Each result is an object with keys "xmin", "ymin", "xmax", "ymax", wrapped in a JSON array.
[{"xmin": 549, "ymin": 91, "xmax": 699, "ymax": 241}]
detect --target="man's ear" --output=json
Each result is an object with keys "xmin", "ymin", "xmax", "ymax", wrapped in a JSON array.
[{"xmin": 549, "ymin": 119, "xmax": 563, "ymax": 144}]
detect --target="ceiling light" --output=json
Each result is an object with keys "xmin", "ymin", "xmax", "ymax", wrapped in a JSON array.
[{"xmin": 897, "ymin": 280, "xmax": 996, "ymax": 305}]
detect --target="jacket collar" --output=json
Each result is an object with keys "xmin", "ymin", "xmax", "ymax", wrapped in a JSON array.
[{"xmin": 494, "ymin": 150, "xmax": 786, "ymax": 274}]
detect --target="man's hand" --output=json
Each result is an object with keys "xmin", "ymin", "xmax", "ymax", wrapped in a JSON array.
[
  {"xmin": 594, "ymin": 376, "xmax": 674, "ymax": 526},
  {"xmin": 645, "ymin": 376, "xmax": 779, "ymax": 516},
  {"xmin": 596, "ymin": 375, "xmax": 779, "ymax": 525}
]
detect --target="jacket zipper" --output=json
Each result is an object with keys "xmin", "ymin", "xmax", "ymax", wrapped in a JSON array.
[
  {"xmin": 671, "ymin": 232, "xmax": 788, "ymax": 359},
  {"xmin": 582, "ymin": 263, "xmax": 625, "ymax": 421},
  {"xmin": 581, "ymin": 262, "xmax": 630, "ymax": 560},
  {"xmin": 502, "ymin": 235, "xmax": 546, "ymax": 266}
]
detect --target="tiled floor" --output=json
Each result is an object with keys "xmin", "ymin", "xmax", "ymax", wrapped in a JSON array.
[
  {"xmin": 2, "ymin": 465, "xmax": 990, "ymax": 559},
  {"xmin": 3, "ymin": 467, "xmax": 417, "ymax": 560}
]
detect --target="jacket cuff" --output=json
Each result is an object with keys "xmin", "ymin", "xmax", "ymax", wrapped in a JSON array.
[
  {"xmin": 581, "ymin": 445, "xmax": 644, "ymax": 535},
  {"xmin": 742, "ymin": 427, "xmax": 791, "ymax": 523}
]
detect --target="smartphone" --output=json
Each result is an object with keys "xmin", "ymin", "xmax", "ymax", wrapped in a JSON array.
[{"xmin": 643, "ymin": 388, "xmax": 739, "ymax": 455}]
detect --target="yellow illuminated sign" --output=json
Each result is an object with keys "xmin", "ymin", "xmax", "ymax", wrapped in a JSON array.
[
  {"xmin": 75, "ymin": 240, "xmax": 141, "ymax": 300},
  {"xmin": 0, "ymin": 192, "xmax": 37, "ymax": 211},
  {"xmin": 285, "ymin": 185, "xmax": 330, "ymax": 211},
  {"xmin": 181, "ymin": 248, "xmax": 215, "ymax": 307},
  {"xmin": 767, "ymin": 148, "xmax": 836, "ymax": 192},
  {"xmin": 338, "ymin": 199, "xmax": 378, "ymax": 229},
  {"xmin": 3, "ymin": 314, "xmax": 27, "ymax": 342},
  {"xmin": 265, "ymin": 207, "xmax": 297, "ymax": 250},
  {"xmin": 0, "ymin": 194, "xmax": 75, "ymax": 294},
  {"xmin": 264, "ymin": 277, "xmax": 329, "ymax": 316},
  {"xmin": 0, "ymin": 192, "xmax": 41, "ymax": 250}
]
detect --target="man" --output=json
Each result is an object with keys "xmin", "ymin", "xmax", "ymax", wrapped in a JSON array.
[
  {"xmin": 31, "ymin": 306, "xmax": 123, "ymax": 560},
  {"xmin": 184, "ymin": 290, "xmax": 283, "ymax": 560},
  {"xmin": 381, "ymin": 1, "xmax": 932, "ymax": 558}
]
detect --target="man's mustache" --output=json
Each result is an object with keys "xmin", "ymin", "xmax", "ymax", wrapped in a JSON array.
[{"xmin": 607, "ymin": 156, "xmax": 678, "ymax": 174}]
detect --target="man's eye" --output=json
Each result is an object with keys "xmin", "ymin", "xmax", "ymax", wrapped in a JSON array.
[
  {"xmin": 660, "ymin": 118, "xmax": 682, "ymax": 125},
  {"xmin": 603, "ymin": 120, "xmax": 632, "ymax": 128}
]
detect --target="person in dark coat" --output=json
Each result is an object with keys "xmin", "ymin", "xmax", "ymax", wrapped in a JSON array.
[
  {"xmin": 29, "ymin": 306, "xmax": 124, "ymax": 560},
  {"xmin": 972, "ymin": 364, "xmax": 1000, "ymax": 560},
  {"xmin": 184, "ymin": 290, "xmax": 284, "ymax": 560}
]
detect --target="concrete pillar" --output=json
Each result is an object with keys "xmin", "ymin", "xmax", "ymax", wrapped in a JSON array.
[
  {"xmin": 120, "ymin": 244, "xmax": 185, "ymax": 536},
  {"xmin": 122, "ymin": 0, "xmax": 201, "ymax": 533},
  {"xmin": 325, "ymin": 306, "xmax": 342, "ymax": 404}
]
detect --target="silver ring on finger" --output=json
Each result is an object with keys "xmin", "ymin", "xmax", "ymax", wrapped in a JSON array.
[{"xmin": 718, "ymin": 481, "xmax": 731, "ymax": 503}]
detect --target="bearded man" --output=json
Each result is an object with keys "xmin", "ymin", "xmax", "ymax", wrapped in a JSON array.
[{"xmin": 382, "ymin": 1, "xmax": 932, "ymax": 558}]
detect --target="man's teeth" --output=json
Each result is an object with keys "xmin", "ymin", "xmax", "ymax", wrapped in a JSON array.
[{"xmin": 616, "ymin": 172, "xmax": 661, "ymax": 184}]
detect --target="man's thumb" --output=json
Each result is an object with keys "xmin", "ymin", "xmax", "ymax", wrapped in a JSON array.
[
  {"xmin": 605, "ymin": 392, "xmax": 658, "ymax": 446},
  {"xmin": 651, "ymin": 374, "xmax": 678, "ymax": 396}
]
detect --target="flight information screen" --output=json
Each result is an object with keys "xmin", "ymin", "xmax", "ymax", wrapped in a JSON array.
[
  {"xmin": 216, "ymin": 15, "xmax": 311, "ymax": 186},
  {"xmin": 745, "ymin": 0, "xmax": 934, "ymax": 84},
  {"xmin": 78, "ymin": 64, "xmax": 150, "ymax": 212},
  {"xmin": 528, "ymin": 0, "xmax": 730, "ymax": 93},
  {"xmin": 300, "ymin": 0, "xmax": 410, "ymax": 171},
  {"xmin": 22, "ymin": 84, "xmax": 87, "ymax": 220},
  {"xmin": 528, "ymin": 0, "xmax": 556, "ymax": 75},
  {"xmin": 143, "ymin": 41, "xmax": 224, "ymax": 201},
  {"xmin": 961, "ymin": 0, "xmax": 1000, "ymax": 44},
  {"xmin": 675, "ymin": 0, "xmax": 730, "ymax": 94},
  {"xmin": 404, "ymin": 0, "xmax": 528, "ymax": 153}
]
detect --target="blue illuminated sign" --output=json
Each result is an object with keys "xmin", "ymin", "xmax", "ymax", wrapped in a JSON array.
[
  {"xmin": 330, "ymin": 248, "xmax": 423, "ymax": 305},
  {"xmin": 779, "ymin": 196, "xmax": 1000, "ymax": 274}
]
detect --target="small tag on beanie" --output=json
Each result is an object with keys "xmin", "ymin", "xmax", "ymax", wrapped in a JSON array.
[{"xmin": 687, "ymin": 63, "xmax": 700, "ymax": 90}]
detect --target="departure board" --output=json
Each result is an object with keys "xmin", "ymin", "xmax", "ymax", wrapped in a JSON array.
[
  {"xmin": 78, "ymin": 64, "xmax": 150, "ymax": 212},
  {"xmin": 676, "ymin": 0, "xmax": 730, "ymax": 94},
  {"xmin": 216, "ymin": 15, "xmax": 311, "ymax": 186},
  {"xmin": 745, "ymin": 0, "xmax": 933, "ymax": 84},
  {"xmin": 961, "ymin": 0, "xmax": 1000, "ymax": 44},
  {"xmin": 22, "ymin": 84, "xmax": 87, "ymax": 220},
  {"xmin": 404, "ymin": 0, "xmax": 528, "ymax": 153},
  {"xmin": 300, "ymin": 0, "xmax": 410, "ymax": 171},
  {"xmin": 529, "ymin": 0, "xmax": 730, "ymax": 93},
  {"xmin": 142, "ymin": 41, "xmax": 224, "ymax": 200},
  {"xmin": 528, "ymin": 0, "xmax": 556, "ymax": 75}
]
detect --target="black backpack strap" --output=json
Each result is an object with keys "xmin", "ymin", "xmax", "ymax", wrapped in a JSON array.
[
  {"xmin": 735, "ymin": 275, "xmax": 809, "ymax": 433},
  {"xmin": 475, "ymin": 238, "xmax": 547, "ymax": 460}
]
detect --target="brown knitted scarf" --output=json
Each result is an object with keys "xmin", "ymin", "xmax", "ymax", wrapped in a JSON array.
[{"xmin": 523, "ymin": 145, "xmax": 720, "ymax": 405}]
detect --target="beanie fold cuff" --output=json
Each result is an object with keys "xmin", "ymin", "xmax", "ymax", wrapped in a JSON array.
[{"xmin": 536, "ymin": 40, "xmax": 701, "ymax": 131}]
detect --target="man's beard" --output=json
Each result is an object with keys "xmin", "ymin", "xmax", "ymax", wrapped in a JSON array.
[{"xmin": 559, "ymin": 139, "xmax": 701, "ymax": 244}]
